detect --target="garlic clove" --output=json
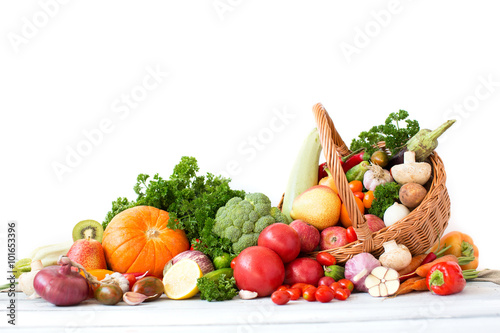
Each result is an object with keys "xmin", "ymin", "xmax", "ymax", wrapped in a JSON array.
[
  {"xmin": 370, "ymin": 266, "xmax": 388, "ymax": 280},
  {"xmin": 364, "ymin": 274, "xmax": 380, "ymax": 289},
  {"xmin": 239, "ymin": 290, "xmax": 258, "ymax": 300},
  {"xmin": 123, "ymin": 291, "xmax": 158, "ymax": 305}
]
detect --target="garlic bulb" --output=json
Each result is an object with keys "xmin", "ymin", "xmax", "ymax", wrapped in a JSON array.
[
  {"xmin": 100, "ymin": 272, "xmax": 130, "ymax": 293},
  {"xmin": 363, "ymin": 164, "xmax": 393, "ymax": 191},
  {"xmin": 19, "ymin": 260, "xmax": 44, "ymax": 299},
  {"xmin": 365, "ymin": 266, "xmax": 400, "ymax": 297}
]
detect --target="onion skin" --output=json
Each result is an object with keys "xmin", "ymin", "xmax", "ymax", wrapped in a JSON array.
[
  {"xmin": 171, "ymin": 250, "xmax": 214, "ymax": 275},
  {"xmin": 33, "ymin": 264, "xmax": 89, "ymax": 306}
]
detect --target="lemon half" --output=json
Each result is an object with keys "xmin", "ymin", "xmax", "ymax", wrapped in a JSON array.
[{"xmin": 162, "ymin": 259, "xmax": 202, "ymax": 300}]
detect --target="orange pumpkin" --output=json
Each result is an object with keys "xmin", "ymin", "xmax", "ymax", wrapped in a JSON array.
[{"xmin": 102, "ymin": 206, "xmax": 190, "ymax": 278}]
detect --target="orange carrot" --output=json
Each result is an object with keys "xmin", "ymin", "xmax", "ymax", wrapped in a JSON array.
[
  {"xmin": 397, "ymin": 254, "xmax": 427, "ymax": 276},
  {"xmin": 415, "ymin": 254, "xmax": 459, "ymax": 277},
  {"xmin": 395, "ymin": 277, "xmax": 422, "ymax": 296},
  {"xmin": 412, "ymin": 277, "xmax": 429, "ymax": 291}
]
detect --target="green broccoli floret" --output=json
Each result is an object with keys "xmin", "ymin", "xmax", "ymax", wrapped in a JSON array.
[
  {"xmin": 244, "ymin": 193, "xmax": 271, "ymax": 217},
  {"xmin": 213, "ymin": 192, "xmax": 282, "ymax": 254},
  {"xmin": 270, "ymin": 207, "xmax": 291, "ymax": 224}
]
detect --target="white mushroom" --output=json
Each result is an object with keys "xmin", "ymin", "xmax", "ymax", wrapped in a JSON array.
[
  {"xmin": 391, "ymin": 151, "xmax": 432, "ymax": 185},
  {"xmin": 378, "ymin": 240, "xmax": 412, "ymax": 271}
]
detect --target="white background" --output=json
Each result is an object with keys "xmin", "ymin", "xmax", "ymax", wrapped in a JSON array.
[{"xmin": 1, "ymin": 0, "xmax": 499, "ymax": 277}]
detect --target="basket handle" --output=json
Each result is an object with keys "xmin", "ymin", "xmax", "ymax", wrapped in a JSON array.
[{"xmin": 312, "ymin": 103, "xmax": 374, "ymax": 252}]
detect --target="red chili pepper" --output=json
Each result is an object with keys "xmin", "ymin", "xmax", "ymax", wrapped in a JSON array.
[
  {"xmin": 342, "ymin": 150, "xmax": 370, "ymax": 173},
  {"xmin": 426, "ymin": 261, "xmax": 466, "ymax": 295}
]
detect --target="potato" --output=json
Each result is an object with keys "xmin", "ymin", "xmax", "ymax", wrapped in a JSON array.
[{"xmin": 399, "ymin": 183, "xmax": 427, "ymax": 208}]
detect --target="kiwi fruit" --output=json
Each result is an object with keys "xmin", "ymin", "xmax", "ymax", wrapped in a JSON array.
[{"xmin": 72, "ymin": 219, "xmax": 104, "ymax": 243}]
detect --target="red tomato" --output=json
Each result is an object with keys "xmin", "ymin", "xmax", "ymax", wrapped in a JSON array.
[
  {"xmin": 338, "ymin": 279, "xmax": 354, "ymax": 292},
  {"xmin": 317, "ymin": 276, "xmax": 335, "ymax": 287},
  {"xmin": 271, "ymin": 290, "xmax": 290, "ymax": 305},
  {"xmin": 276, "ymin": 285, "xmax": 289, "ymax": 292},
  {"xmin": 303, "ymin": 286, "xmax": 317, "ymax": 302},
  {"xmin": 346, "ymin": 227, "xmax": 358, "ymax": 243},
  {"xmin": 353, "ymin": 191, "xmax": 364, "ymax": 201},
  {"xmin": 315, "ymin": 286, "xmax": 335, "ymax": 303},
  {"xmin": 230, "ymin": 257, "xmax": 237, "ymax": 270},
  {"xmin": 286, "ymin": 288, "xmax": 301, "ymax": 300},
  {"xmin": 334, "ymin": 288, "xmax": 351, "ymax": 301},
  {"xmin": 329, "ymin": 282, "xmax": 342, "ymax": 291},
  {"xmin": 316, "ymin": 252, "xmax": 337, "ymax": 266},
  {"xmin": 258, "ymin": 223, "xmax": 301, "ymax": 263},
  {"xmin": 291, "ymin": 283, "xmax": 313, "ymax": 295},
  {"xmin": 233, "ymin": 246, "xmax": 285, "ymax": 297},
  {"xmin": 284, "ymin": 258, "xmax": 324, "ymax": 286}
]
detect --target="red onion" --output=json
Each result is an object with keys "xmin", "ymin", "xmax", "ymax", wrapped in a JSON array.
[
  {"xmin": 169, "ymin": 250, "xmax": 214, "ymax": 275},
  {"xmin": 33, "ymin": 258, "xmax": 89, "ymax": 306}
]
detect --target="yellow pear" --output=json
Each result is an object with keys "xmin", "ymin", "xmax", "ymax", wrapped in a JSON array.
[{"xmin": 290, "ymin": 185, "xmax": 341, "ymax": 231}]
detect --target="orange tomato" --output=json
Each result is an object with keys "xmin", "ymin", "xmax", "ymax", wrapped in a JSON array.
[
  {"xmin": 348, "ymin": 180, "xmax": 363, "ymax": 193},
  {"xmin": 363, "ymin": 191, "xmax": 375, "ymax": 209},
  {"xmin": 339, "ymin": 196, "xmax": 365, "ymax": 228}
]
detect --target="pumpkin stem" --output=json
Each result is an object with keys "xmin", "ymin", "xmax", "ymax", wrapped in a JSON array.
[{"xmin": 146, "ymin": 229, "xmax": 160, "ymax": 239}]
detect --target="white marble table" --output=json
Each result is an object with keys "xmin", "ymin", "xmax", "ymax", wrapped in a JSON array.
[{"xmin": 1, "ymin": 282, "xmax": 499, "ymax": 333}]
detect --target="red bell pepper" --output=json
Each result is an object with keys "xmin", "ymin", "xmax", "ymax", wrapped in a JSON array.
[
  {"xmin": 426, "ymin": 261, "xmax": 466, "ymax": 295},
  {"xmin": 342, "ymin": 149, "xmax": 370, "ymax": 173}
]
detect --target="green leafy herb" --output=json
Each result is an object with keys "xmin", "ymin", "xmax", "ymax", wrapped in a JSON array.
[
  {"xmin": 369, "ymin": 182, "xmax": 401, "ymax": 218},
  {"xmin": 350, "ymin": 110, "xmax": 420, "ymax": 156},
  {"xmin": 197, "ymin": 274, "xmax": 238, "ymax": 302},
  {"xmin": 102, "ymin": 156, "xmax": 245, "ymax": 259}
]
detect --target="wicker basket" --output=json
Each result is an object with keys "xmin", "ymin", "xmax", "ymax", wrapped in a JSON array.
[{"xmin": 281, "ymin": 103, "xmax": 451, "ymax": 263}]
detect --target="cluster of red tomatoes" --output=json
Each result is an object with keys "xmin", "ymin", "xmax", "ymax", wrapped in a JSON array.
[
  {"xmin": 270, "ymin": 252, "xmax": 354, "ymax": 305},
  {"xmin": 271, "ymin": 278, "xmax": 354, "ymax": 305}
]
